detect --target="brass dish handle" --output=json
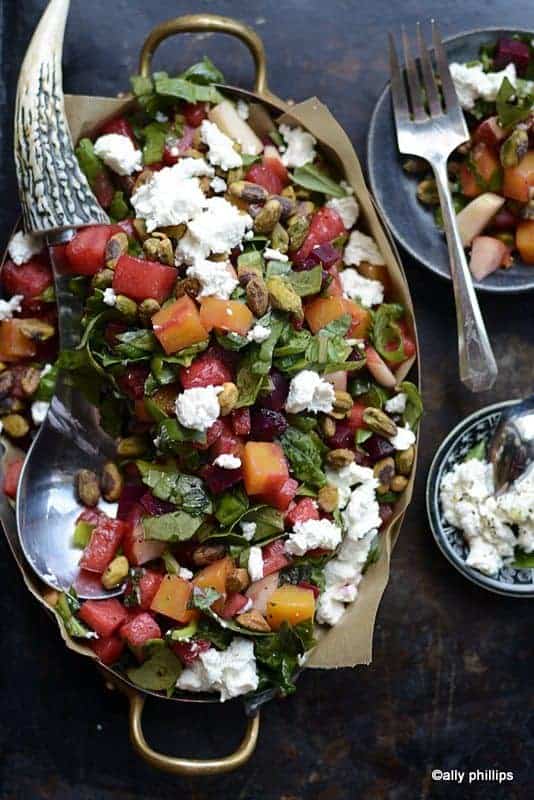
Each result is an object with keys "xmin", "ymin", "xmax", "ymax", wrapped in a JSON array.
[
  {"xmin": 139, "ymin": 13, "xmax": 270, "ymax": 97},
  {"xmin": 128, "ymin": 692, "xmax": 260, "ymax": 775}
]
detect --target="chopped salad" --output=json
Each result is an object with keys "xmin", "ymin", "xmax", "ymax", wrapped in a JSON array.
[
  {"xmin": 407, "ymin": 35, "xmax": 534, "ymax": 282},
  {"xmin": 1, "ymin": 58, "xmax": 421, "ymax": 703}
]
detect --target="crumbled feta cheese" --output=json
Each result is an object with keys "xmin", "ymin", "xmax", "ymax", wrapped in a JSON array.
[
  {"xmin": 264, "ymin": 247, "xmax": 289, "ymax": 262},
  {"xmin": 210, "ymin": 176, "xmax": 227, "ymax": 194},
  {"xmin": 213, "ymin": 453, "xmax": 242, "ymax": 469},
  {"xmin": 389, "ymin": 425, "xmax": 416, "ymax": 451},
  {"xmin": 175, "ymin": 385, "xmax": 222, "ymax": 431},
  {"xmin": 325, "ymin": 462, "xmax": 376, "ymax": 509},
  {"xmin": 342, "ymin": 481, "xmax": 381, "ymax": 541},
  {"xmin": 201, "ymin": 120, "xmax": 243, "ymax": 170},
  {"xmin": 340, "ymin": 180, "xmax": 354, "ymax": 195},
  {"xmin": 315, "ymin": 591, "xmax": 346, "ymax": 626},
  {"xmin": 247, "ymin": 323, "xmax": 271, "ymax": 343},
  {"xmin": 385, "ymin": 393, "xmax": 407, "ymax": 414},
  {"xmin": 440, "ymin": 459, "xmax": 517, "ymax": 576},
  {"xmin": 131, "ymin": 159, "xmax": 214, "ymax": 232},
  {"xmin": 339, "ymin": 268, "xmax": 384, "ymax": 307},
  {"xmin": 176, "ymin": 197, "xmax": 252, "ymax": 265},
  {"xmin": 0, "ymin": 295, "xmax": 23, "ymax": 320},
  {"xmin": 178, "ymin": 567, "xmax": 193, "ymax": 581},
  {"xmin": 186, "ymin": 259, "xmax": 239, "ymax": 299},
  {"xmin": 240, "ymin": 521, "xmax": 257, "ymax": 541},
  {"xmin": 247, "ymin": 546, "xmax": 264, "ymax": 581},
  {"xmin": 285, "ymin": 370, "xmax": 335, "ymax": 414},
  {"xmin": 326, "ymin": 196, "xmax": 359, "ymax": 229},
  {"xmin": 449, "ymin": 62, "xmax": 517, "ymax": 110},
  {"xmin": 31, "ymin": 400, "xmax": 49, "ymax": 425},
  {"xmin": 155, "ymin": 111, "xmax": 168, "ymax": 123},
  {"xmin": 344, "ymin": 231, "xmax": 385, "ymax": 266},
  {"xmin": 278, "ymin": 124, "xmax": 317, "ymax": 168},
  {"xmin": 236, "ymin": 99, "xmax": 250, "ymax": 120},
  {"xmin": 8, "ymin": 230, "xmax": 43, "ymax": 265},
  {"xmin": 176, "ymin": 638, "xmax": 258, "ymax": 702},
  {"xmin": 285, "ymin": 518, "xmax": 342, "ymax": 556},
  {"xmin": 102, "ymin": 287, "xmax": 117, "ymax": 307},
  {"xmin": 40, "ymin": 363, "xmax": 53, "ymax": 377},
  {"xmin": 93, "ymin": 133, "xmax": 142, "ymax": 176}
]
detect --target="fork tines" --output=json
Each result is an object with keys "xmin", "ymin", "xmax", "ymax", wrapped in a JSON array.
[{"xmin": 389, "ymin": 20, "xmax": 464, "ymax": 124}]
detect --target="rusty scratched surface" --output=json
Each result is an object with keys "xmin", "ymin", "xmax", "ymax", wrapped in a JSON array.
[{"xmin": 0, "ymin": 1, "xmax": 533, "ymax": 798}]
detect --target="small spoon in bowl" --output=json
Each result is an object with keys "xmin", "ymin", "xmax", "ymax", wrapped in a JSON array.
[{"xmin": 489, "ymin": 395, "xmax": 534, "ymax": 493}]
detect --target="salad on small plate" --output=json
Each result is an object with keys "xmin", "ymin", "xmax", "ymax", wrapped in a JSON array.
[{"xmin": 1, "ymin": 58, "xmax": 421, "ymax": 702}]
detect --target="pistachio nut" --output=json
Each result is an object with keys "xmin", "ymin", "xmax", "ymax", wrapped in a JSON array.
[
  {"xmin": 416, "ymin": 178, "xmax": 439, "ymax": 206},
  {"xmin": 92, "ymin": 269, "xmax": 115, "ymax": 290},
  {"xmin": 266, "ymin": 276, "xmax": 303, "ymax": 318},
  {"xmin": 325, "ymin": 448, "xmax": 355, "ymax": 469},
  {"xmin": 105, "ymin": 232, "xmax": 128, "ymax": 268},
  {"xmin": 254, "ymin": 199, "xmax": 282, "ymax": 234},
  {"xmin": 218, "ymin": 382, "xmax": 239, "ymax": 416},
  {"xmin": 175, "ymin": 277, "xmax": 201, "ymax": 299},
  {"xmin": 402, "ymin": 157, "xmax": 428, "ymax": 175},
  {"xmin": 192, "ymin": 543, "xmax": 226, "ymax": 567},
  {"xmin": 19, "ymin": 319, "xmax": 55, "ymax": 342},
  {"xmin": 2, "ymin": 413, "xmax": 30, "ymax": 439},
  {"xmin": 395, "ymin": 445, "xmax": 415, "ymax": 476},
  {"xmin": 74, "ymin": 469, "xmax": 101, "ymax": 507},
  {"xmin": 362, "ymin": 407, "xmax": 397, "ymax": 438},
  {"xmin": 0, "ymin": 370, "xmax": 14, "ymax": 399},
  {"xmin": 287, "ymin": 214, "xmax": 310, "ymax": 251},
  {"xmin": 101, "ymin": 556, "xmax": 129, "ymax": 590},
  {"xmin": 116, "ymin": 436, "xmax": 148, "ymax": 458},
  {"xmin": 236, "ymin": 610, "xmax": 271, "ymax": 632},
  {"xmin": 228, "ymin": 180, "xmax": 268, "ymax": 203},
  {"xmin": 391, "ymin": 475, "xmax": 409, "ymax": 492},
  {"xmin": 138, "ymin": 298, "xmax": 161, "ymax": 326},
  {"xmin": 143, "ymin": 234, "xmax": 174, "ymax": 265},
  {"xmin": 320, "ymin": 415, "xmax": 336, "ymax": 439},
  {"xmin": 500, "ymin": 128, "xmax": 529, "ymax": 168},
  {"xmin": 20, "ymin": 366, "xmax": 41, "ymax": 397},
  {"xmin": 100, "ymin": 461, "xmax": 124, "ymax": 503},
  {"xmin": 245, "ymin": 275, "xmax": 269, "ymax": 317},
  {"xmin": 226, "ymin": 568, "xmax": 250, "ymax": 594},
  {"xmin": 270, "ymin": 222, "xmax": 289, "ymax": 253},
  {"xmin": 318, "ymin": 485, "xmax": 339, "ymax": 513},
  {"xmin": 373, "ymin": 457, "xmax": 395, "ymax": 493}
]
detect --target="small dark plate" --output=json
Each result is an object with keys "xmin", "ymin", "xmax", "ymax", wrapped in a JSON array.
[
  {"xmin": 426, "ymin": 400, "xmax": 534, "ymax": 597},
  {"xmin": 367, "ymin": 27, "xmax": 534, "ymax": 294}
]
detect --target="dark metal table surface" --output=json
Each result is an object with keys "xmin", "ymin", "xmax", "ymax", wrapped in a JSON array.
[{"xmin": 1, "ymin": 1, "xmax": 533, "ymax": 798}]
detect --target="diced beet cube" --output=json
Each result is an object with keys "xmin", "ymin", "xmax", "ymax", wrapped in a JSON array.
[
  {"xmin": 120, "ymin": 612, "xmax": 162, "ymax": 647},
  {"xmin": 202, "ymin": 464, "xmax": 243, "ymax": 493},
  {"xmin": 311, "ymin": 242, "xmax": 342, "ymax": 267},
  {"xmin": 231, "ymin": 408, "xmax": 251, "ymax": 436},
  {"xmin": 191, "ymin": 418, "xmax": 224, "ymax": 451},
  {"xmin": 220, "ymin": 592, "xmax": 248, "ymax": 619},
  {"xmin": 117, "ymin": 366, "xmax": 150, "ymax": 400},
  {"xmin": 79, "ymin": 598, "xmax": 129, "ymax": 637},
  {"xmin": 258, "ymin": 370, "xmax": 289, "ymax": 411},
  {"xmin": 379, "ymin": 503, "xmax": 394, "ymax": 528},
  {"xmin": 494, "ymin": 37, "xmax": 531, "ymax": 76},
  {"xmin": 139, "ymin": 491, "xmax": 175, "ymax": 516},
  {"xmin": 2, "ymin": 458, "xmax": 24, "ymax": 500},
  {"xmin": 328, "ymin": 420, "xmax": 355, "ymax": 450},
  {"xmin": 364, "ymin": 434, "xmax": 395, "ymax": 464},
  {"xmin": 250, "ymin": 408, "xmax": 288, "ymax": 441},
  {"xmin": 172, "ymin": 638, "xmax": 211, "ymax": 666},
  {"xmin": 117, "ymin": 484, "xmax": 145, "ymax": 521},
  {"xmin": 79, "ymin": 518, "xmax": 128, "ymax": 574},
  {"xmin": 89, "ymin": 635, "xmax": 125, "ymax": 665},
  {"xmin": 285, "ymin": 498, "xmax": 320, "ymax": 528}
]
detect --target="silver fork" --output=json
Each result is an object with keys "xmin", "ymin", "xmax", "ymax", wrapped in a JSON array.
[{"xmin": 389, "ymin": 21, "xmax": 498, "ymax": 393}]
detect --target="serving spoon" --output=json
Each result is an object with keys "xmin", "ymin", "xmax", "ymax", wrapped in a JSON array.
[
  {"xmin": 12, "ymin": 0, "xmax": 119, "ymax": 599},
  {"xmin": 489, "ymin": 396, "xmax": 534, "ymax": 493}
]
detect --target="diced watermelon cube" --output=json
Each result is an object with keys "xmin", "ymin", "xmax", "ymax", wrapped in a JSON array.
[
  {"xmin": 120, "ymin": 612, "xmax": 162, "ymax": 647},
  {"xmin": 122, "ymin": 504, "xmax": 166, "ymax": 566},
  {"xmin": 2, "ymin": 257, "xmax": 51, "ymax": 309},
  {"xmin": 79, "ymin": 598, "xmax": 129, "ymax": 637},
  {"xmin": 285, "ymin": 498, "xmax": 319, "ymax": 528},
  {"xmin": 79, "ymin": 518, "xmax": 129, "ymax": 574},
  {"xmin": 89, "ymin": 634, "xmax": 125, "ymax": 665},
  {"xmin": 179, "ymin": 349, "xmax": 232, "ymax": 389},
  {"xmin": 112, "ymin": 254, "xmax": 177, "ymax": 303},
  {"xmin": 262, "ymin": 539, "xmax": 291, "ymax": 576},
  {"xmin": 172, "ymin": 638, "xmax": 211, "ymax": 666},
  {"xmin": 259, "ymin": 477, "xmax": 298, "ymax": 511},
  {"xmin": 133, "ymin": 569, "xmax": 164, "ymax": 611},
  {"xmin": 2, "ymin": 458, "xmax": 24, "ymax": 500},
  {"xmin": 220, "ymin": 592, "xmax": 248, "ymax": 619},
  {"xmin": 65, "ymin": 225, "xmax": 121, "ymax": 276},
  {"xmin": 99, "ymin": 115, "xmax": 137, "ymax": 144}
]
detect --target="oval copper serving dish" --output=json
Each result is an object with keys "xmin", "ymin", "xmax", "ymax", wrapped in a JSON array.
[{"xmin": 1, "ymin": 6, "xmax": 420, "ymax": 775}]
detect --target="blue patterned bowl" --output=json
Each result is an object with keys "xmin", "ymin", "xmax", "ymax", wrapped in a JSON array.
[{"xmin": 426, "ymin": 401, "xmax": 534, "ymax": 597}]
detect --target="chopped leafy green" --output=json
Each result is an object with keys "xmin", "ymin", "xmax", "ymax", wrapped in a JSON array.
[
  {"xmin": 496, "ymin": 77, "xmax": 533, "ymax": 128},
  {"xmin": 75, "ymin": 138, "xmax": 107, "ymax": 186},
  {"xmin": 190, "ymin": 586, "xmax": 221, "ymax": 613},
  {"xmin": 38, "ymin": 284, "xmax": 56, "ymax": 303},
  {"xmin": 371, "ymin": 303, "xmax": 406, "ymax": 363},
  {"xmin": 130, "ymin": 74, "xmax": 154, "ymax": 97},
  {"xmin": 281, "ymin": 426, "xmax": 327, "ymax": 488},
  {"xmin": 142, "ymin": 510, "xmax": 203, "ymax": 542},
  {"xmin": 464, "ymin": 440, "xmax": 487, "ymax": 462},
  {"xmin": 153, "ymin": 71, "xmax": 224, "ymax": 104},
  {"xmin": 215, "ymin": 486, "xmax": 249, "ymax": 527},
  {"xmin": 242, "ymin": 506, "xmax": 285, "ymax": 540},
  {"xmin": 512, "ymin": 550, "xmax": 534, "ymax": 568},
  {"xmin": 291, "ymin": 163, "xmax": 346, "ymax": 198},
  {"xmin": 126, "ymin": 646, "xmax": 182, "ymax": 691},
  {"xmin": 141, "ymin": 121, "xmax": 168, "ymax": 164},
  {"xmin": 157, "ymin": 418, "xmax": 207, "ymax": 449},
  {"xmin": 195, "ymin": 618, "xmax": 233, "ymax": 650},
  {"xmin": 162, "ymin": 550, "xmax": 181, "ymax": 575},
  {"xmin": 35, "ymin": 363, "xmax": 58, "ymax": 402},
  {"xmin": 279, "ymin": 557, "xmax": 327, "ymax": 591},
  {"xmin": 114, "ymin": 329, "xmax": 158, "ymax": 358},
  {"xmin": 167, "ymin": 620, "xmax": 199, "ymax": 641},
  {"xmin": 254, "ymin": 621, "xmax": 316, "ymax": 696},
  {"xmin": 109, "ymin": 190, "xmax": 130, "ymax": 221},
  {"xmin": 179, "ymin": 56, "xmax": 224, "ymax": 85},
  {"xmin": 136, "ymin": 461, "xmax": 211, "ymax": 515},
  {"xmin": 397, "ymin": 381, "xmax": 423, "ymax": 429},
  {"xmin": 363, "ymin": 536, "xmax": 380, "ymax": 573},
  {"xmin": 56, "ymin": 592, "xmax": 95, "ymax": 639}
]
